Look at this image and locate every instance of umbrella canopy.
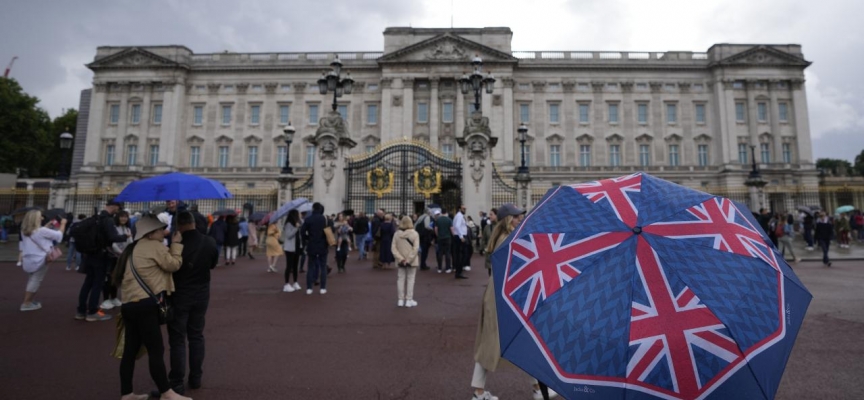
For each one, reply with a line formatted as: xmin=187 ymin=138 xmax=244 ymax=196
xmin=114 ymin=172 xmax=232 ymax=202
xmin=43 ymin=208 xmax=67 ymax=222
xmin=492 ymin=172 xmax=811 ymax=400
xmin=11 ymin=206 xmax=40 ymax=216
xmin=297 ymin=202 xmax=313 ymax=213
xmin=269 ymin=198 xmax=309 ymax=222
xmin=796 ymin=205 xmax=814 ymax=216
xmin=213 ymin=209 xmax=237 ymax=217
xmin=259 ymin=212 xmax=275 ymax=226
xmin=248 ymin=211 xmax=269 ymax=223
xmin=835 ymin=205 xmax=855 ymax=214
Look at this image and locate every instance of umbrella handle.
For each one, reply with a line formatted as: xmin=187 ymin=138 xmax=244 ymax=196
xmin=538 ymin=382 xmax=550 ymax=400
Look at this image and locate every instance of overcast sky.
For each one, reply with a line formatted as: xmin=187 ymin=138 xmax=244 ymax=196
xmin=2 ymin=0 xmax=862 ymax=162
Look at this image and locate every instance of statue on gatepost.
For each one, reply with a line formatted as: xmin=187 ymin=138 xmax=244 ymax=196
xmin=317 ymin=110 xmax=349 ymax=139
xmin=458 ymin=111 xmax=497 ymax=215
xmin=306 ymin=110 xmax=356 ymax=213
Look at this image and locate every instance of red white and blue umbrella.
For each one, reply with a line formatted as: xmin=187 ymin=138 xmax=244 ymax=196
xmin=492 ymin=173 xmax=811 ymax=400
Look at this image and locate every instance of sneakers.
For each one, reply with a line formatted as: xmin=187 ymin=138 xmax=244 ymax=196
xmin=74 ymin=313 xmax=86 ymax=320
xmin=306 ymin=289 xmax=313 ymax=295
xmin=283 ymin=283 xmax=295 ymax=293
xmin=320 ymin=289 xmax=327 ymax=295
xmin=473 ymin=391 xmax=499 ymax=400
xmin=437 ymin=269 xmax=442 ymax=274
xmin=293 ymin=282 xmax=301 ymax=290
xmin=445 ymin=269 xmax=453 ymax=274
xmin=20 ymin=302 xmax=42 ymax=312
xmin=86 ymin=310 xmax=113 ymax=322
xmin=532 ymin=388 xmax=559 ymax=400
xmin=65 ymin=265 xmax=72 ymax=271
xmin=112 ymin=298 xmax=122 ymax=307
xmin=16 ymin=261 xmax=22 ymax=267
xmin=100 ymin=299 xmax=115 ymax=310
xmin=464 ymin=266 xmax=472 ymax=271
xmin=406 ymin=300 xmax=417 ymax=308
xmin=398 ymin=299 xmax=405 ymax=307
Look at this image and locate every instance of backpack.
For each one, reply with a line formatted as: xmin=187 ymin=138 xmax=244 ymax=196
xmin=70 ymin=215 xmax=104 ymax=255
xmin=415 ymin=215 xmax=431 ymax=237
xmin=774 ymin=221 xmax=785 ymax=238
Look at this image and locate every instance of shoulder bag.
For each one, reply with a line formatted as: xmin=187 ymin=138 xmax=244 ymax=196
xmin=128 ymin=255 xmax=173 ymax=325
xmin=29 ymin=234 xmax=62 ymax=265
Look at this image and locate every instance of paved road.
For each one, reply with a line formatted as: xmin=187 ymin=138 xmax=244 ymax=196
xmin=0 ymin=253 xmax=862 ymax=399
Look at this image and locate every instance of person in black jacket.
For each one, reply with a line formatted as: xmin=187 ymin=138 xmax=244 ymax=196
xmin=189 ymin=204 xmax=209 ymax=235
xmin=75 ymin=200 xmax=130 ymax=322
xmin=814 ymin=212 xmax=834 ymax=267
xmin=301 ymin=203 xmax=329 ymax=295
xmin=168 ymin=211 xmax=219 ymax=395
xmin=209 ymin=216 xmax=227 ymax=265
xmin=224 ymin=215 xmax=240 ymax=265
xmin=352 ymin=212 xmax=370 ymax=260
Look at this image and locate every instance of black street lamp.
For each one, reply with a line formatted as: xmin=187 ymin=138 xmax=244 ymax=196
xmin=282 ymin=121 xmax=296 ymax=174
xmin=459 ymin=55 xmax=496 ymax=111
xmin=748 ymin=145 xmax=762 ymax=180
xmin=517 ymin=123 xmax=529 ymax=174
xmin=317 ymin=57 xmax=354 ymax=112
xmin=57 ymin=130 xmax=74 ymax=180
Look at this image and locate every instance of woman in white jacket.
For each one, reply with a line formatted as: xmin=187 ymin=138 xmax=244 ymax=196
xmin=392 ymin=216 xmax=420 ymax=307
xmin=20 ymin=210 xmax=66 ymax=312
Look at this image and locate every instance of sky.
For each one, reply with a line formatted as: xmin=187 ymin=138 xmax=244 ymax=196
xmin=1 ymin=0 xmax=862 ymax=162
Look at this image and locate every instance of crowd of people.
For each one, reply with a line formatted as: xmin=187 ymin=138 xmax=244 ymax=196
xmin=754 ymin=207 xmax=864 ymax=267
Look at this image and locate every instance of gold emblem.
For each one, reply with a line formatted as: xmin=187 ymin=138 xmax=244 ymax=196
xmin=414 ymin=165 xmax=441 ymax=198
xmin=367 ymin=166 xmax=394 ymax=198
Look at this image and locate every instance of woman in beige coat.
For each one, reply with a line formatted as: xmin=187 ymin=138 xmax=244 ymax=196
xmin=392 ymin=216 xmax=420 ymax=307
xmin=471 ymin=204 xmax=557 ymax=400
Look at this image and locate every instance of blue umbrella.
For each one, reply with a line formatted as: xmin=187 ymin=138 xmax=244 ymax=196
xmin=835 ymin=205 xmax=854 ymax=214
xmin=269 ymin=198 xmax=309 ymax=222
xmin=492 ymin=172 xmax=811 ymax=400
xmin=114 ymin=172 xmax=232 ymax=202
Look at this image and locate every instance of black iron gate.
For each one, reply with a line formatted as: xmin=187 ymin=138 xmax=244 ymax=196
xmin=345 ymin=140 xmax=462 ymax=216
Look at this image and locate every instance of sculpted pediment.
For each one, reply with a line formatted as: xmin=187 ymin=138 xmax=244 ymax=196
xmin=88 ymin=47 xmax=188 ymax=71
xmin=712 ymin=46 xmax=811 ymax=68
xmin=186 ymin=135 xmax=205 ymax=144
xmin=378 ymin=34 xmax=517 ymax=64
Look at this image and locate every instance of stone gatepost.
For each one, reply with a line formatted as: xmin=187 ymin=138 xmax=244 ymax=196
xmin=457 ymin=111 xmax=498 ymax=217
xmin=514 ymin=172 xmax=533 ymax=210
xmin=277 ymin=175 xmax=298 ymax=206
xmin=49 ymin=181 xmax=72 ymax=210
xmin=306 ymin=110 xmax=357 ymax=215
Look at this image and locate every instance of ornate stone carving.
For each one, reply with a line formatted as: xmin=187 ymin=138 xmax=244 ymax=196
xmin=620 ymin=81 xmax=634 ymax=93
xmin=294 ymin=82 xmax=307 ymax=91
xmin=501 ymin=77 xmax=515 ymax=89
xmin=93 ymin=82 xmax=108 ymax=93
xmin=185 ymin=83 xmax=194 ymax=94
xmin=470 ymin=158 xmax=485 ymax=190
xmin=392 ymin=95 xmax=402 ymax=107
xmin=790 ymin=78 xmax=805 ymax=90
xmin=264 ymin=82 xmax=278 ymax=94
xmin=678 ymin=82 xmax=691 ymax=93
xmin=351 ymin=81 xmax=365 ymax=94
xmin=492 ymin=95 xmax=502 ymax=106
xmin=112 ymin=53 xmax=158 ymax=66
xmin=380 ymin=78 xmax=393 ymax=89
xmin=207 ymin=83 xmax=220 ymax=94
xmin=562 ymin=81 xmax=576 ymax=93
xmin=531 ymin=81 xmax=546 ymax=93
xmin=463 ymin=111 xmax=491 ymax=137
xmin=321 ymin=160 xmax=337 ymax=191
xmin=316 ymin=110 xmax=348 ymax=138
xmin=236 ymin=83 xmax=249 ymax=94
xmin=591 ymin=81 xmax=605 ymax=93
xmin=425 ymin=42 xmax=467 ymax=60
xmin=649 ymin=82 xmax=664 ymax=93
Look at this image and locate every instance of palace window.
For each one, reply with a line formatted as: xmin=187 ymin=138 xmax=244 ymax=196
xmin=779 ymin=102 xmax=789 ymax=122
xmin=306 ymin=145 xmax=315 ymax=167
xmin=608 ymin=103 xmax=619 ymax=123
xmin=579 ymin=145 xmax=591 ymax=167
xmin=666 ymin=103 xmax=677 ymax=123
xmin=761 ymin=143 xmax=770 ymax=163
xmin=367 ymin=104 xmax=378 ymax=125
xmin=738 ymin=143 xmax=748 ymax=164
xmin=669 ymin=145 xmax=679 ymax=167
xmin=758 ymin=102 xmax=768 ymax=122
xmin=338 ymin=104 xmax=348 ymax=121
xmin=105 ymin=145 xmax=115 ymax=166
xmin=519 ymin=103 xmax=530 ymax=123
xmin=149 ymin=145 xmax=159 ymax=166
xmin=639 ymin=144 xmax=650 ymax=166
xmin=549 ymin=145 xmax=561 ymax=167
xmin=783 ymin=143 xmax=792 ymax=163
xmin=417 ymin=102 xmax=428 ymax=123
xmin=280 ymin=105 xmax=290 ymax=125
xmin=609 ymin=145 xmax=621 ymax=167
xmin=218 ymin=146 xmax=229 ymax=168
xmin=442 ymin=143 xmax=454 ymax=159
xmin=152 ymin=104 xmax=162 ymax=124
xmin=637 ymin=103 xmax=648 ymax=124
xmin=579 ymin=104 xmax=590 ymax=123
xmin=695 ymin=104 xmax=706 ymax=124
xmin=549 ymin=103 xmax=560 ymax=123
xmin=250 ymin=105 xmax=261 ymax=125
xmin=442 ymin=102 xmax=453 ymax=123
xmin=131 ymin=104 xmax=141 ymax=124
xmin=248 ymin=146 xmax=258 ymax=167
xmin=309 ymin=104 xmax=319 ymax=125
xmin=190 ymin=146 xmax=200 ymax=168
xmin=735 ymin=102 xmax=746 ymax=122
xmin=277 ymin=146 xmax=287 ymax=168
xmin=193 ymin=106 xmax=203 ymax=125
xmin=109 ymin=104 xmax=120 ymax=124
xmin=222 ymin=105 xmax=232 ymax=125
xmin=524 ymin=145 xmax=531 ymax=166
xmin=127 ymin=145 xmax=137 ymax=165
xmin=698 ymin=144 xmax=709 ymax=166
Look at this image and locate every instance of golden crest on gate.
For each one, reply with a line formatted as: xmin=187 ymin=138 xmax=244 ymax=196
xmin=414 ymin=165 xmax=441 ymax=198
xmin=367 ymin=166 xmax=394 ymax=198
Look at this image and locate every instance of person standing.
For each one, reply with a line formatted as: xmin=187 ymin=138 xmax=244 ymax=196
xmin=281 ymin=210 xmax=302 ymax=292
xmin=836 ymin=213 xmax=851 ymax=248
xmin=776 ymin=213 xmax=799 ymax=263
xmin=802 ymin=213 xmax=815 ymax=251
xmin=334 ymin=214 xmax=352 ymax=273
xmin=66 ymin=214 xmax=86 ymax=271
xmin=352 ymin=212 xmax=370 ymax=260
xmin=246 ymin=220 xmax=259 ymax=260
xmin=19 ymin=210 xmax=66 ymax=312
xmin=370 ymin=209 xmax=384 ymax=268
xmin=238 ymin=218 xmax=249 ymax=258
xmin=414 ymin=211 xmax=434 ymax=271
xmin=434 ymin=210 xmax=453 ymax=274
xmin=116 ymin=215 xmax=189 ymax=400
xmin=224 ymin=215 xmax=240 ymax=266
xmin=265 ymin=222 xmax=282 ymax=273
xmin=393 ymin=216 xmax=420 ymax=308
xmin=379 ymin=214 xmax=396 ymax=269
xmin=814 ymin=212 xmax=834 ymax=267
xmin=168 ymin=212 xmax=219 ymax=395
xmin=102 ymin=211 xmax=133 ymax=310
xmin=189 ymin=204 xmax=209 ymax=235
xmin=452 ymin=205 xmax=470 ymax=278
xmin=482 ymin=209 xmax=498 ymax=275
xmin=76 ymin=200 xmax=129 ymax=322
xmin=208 ymin=216 xmax=227 ymax=265
xmin=301 ymin=202 xmax=329 ymax=294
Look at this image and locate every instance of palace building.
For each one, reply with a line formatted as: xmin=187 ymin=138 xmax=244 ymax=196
xmin=69 ymin=27 xmax=818 ymax=216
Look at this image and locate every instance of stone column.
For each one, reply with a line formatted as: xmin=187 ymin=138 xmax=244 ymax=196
xmin=159 ymin=80 xmax=186 ymax=171
xmin=768 ymin=81 xmax=783 ymax=164
xmin=277 ymin=175 xmax=298 ymax=206
xmin=620 ymin=81 xmax=635 ymax=164
xmin=292 ymin=82 xmax=307 ymax=164
xmin=649 ymin=82 xmax=664 ymax=166
xmin=84 ymin=83 xmax=108 ymax=175
xmin=401 ymin=78 xmax=415 ymax=138
xmin=790 ymin=78 xmax=813 ymax=164
xmin=458 ymin=112 xmax=498 ymax=218
xmin=714 ymin=80 xmax=736 ymax=166
xmin=380 ymin=78 xmax=393 ymax=143
xmin=746 ymin=80 xmax=760 ymax=154
xmin=429 ymin=77 xmax=440 ymax=146
xmin=308 ymin=113 xmax=357 ymax=214
xmin=514 ymin=172 xmax=532 ymax=210
xmin=50 ymin=181 xmax=71 ymax=210
xmin=502 ymin=78 xmax=515 ymax=164
xmin=455 ymin=80 xmax=465 ymax=141
xmin=115 ymin=82 xmax=130 ymax=170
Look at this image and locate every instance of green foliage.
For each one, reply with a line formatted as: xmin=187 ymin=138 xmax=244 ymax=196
xmin=816 ymin=158 xmax=853 ymax=176
xmin=0 ymin=77 xmax=77 ymax=177
xmin=855 ymin=149 xmax=864 ymax=177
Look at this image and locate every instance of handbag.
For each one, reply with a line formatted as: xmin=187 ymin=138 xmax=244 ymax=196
xmin=28 ymin=235 xmax=62 ymax=267
xmin=324 ymin=226 xmax=337 ymax=247
xmin=128 ymin=256 xmax=173 ymax=325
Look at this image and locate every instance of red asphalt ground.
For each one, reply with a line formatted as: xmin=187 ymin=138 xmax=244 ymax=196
xmin=0 ymin=253 xmax=862 ymax=400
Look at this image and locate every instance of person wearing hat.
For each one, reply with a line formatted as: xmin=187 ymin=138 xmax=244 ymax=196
xmin=76 ymin=200 xmax=131 ymax=322
xmin=116 ymin=215 xmax=190 ymax=400
xmin=470 ymin=204 xmax=558 ymax=400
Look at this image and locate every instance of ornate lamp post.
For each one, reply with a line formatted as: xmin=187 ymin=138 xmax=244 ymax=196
xmin=514 ymin=123 xmax=532 ymax=209
xmin=517 ymin=123 xmax=529 ymax=174
xmin=744 ymin=145 xmax=768 ymax=211
xmin=317 ymin=57 xmax=354 ymax=112
xmin=58 ymin=130 xmax=74 ymax=180
xmin=281 ymin=121 xmax=296 ymax=174
xmin=459 ymin=55 xmax=496 ymax=111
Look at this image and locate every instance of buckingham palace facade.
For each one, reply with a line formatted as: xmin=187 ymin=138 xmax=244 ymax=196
xmin=70 ymin=27 xmax=818 ymax=215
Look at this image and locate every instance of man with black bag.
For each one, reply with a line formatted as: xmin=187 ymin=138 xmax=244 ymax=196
xmin=74 ymin=200 xmax=129 ymax=322
xmin=168 ymin=211 xmax=219 ymax=395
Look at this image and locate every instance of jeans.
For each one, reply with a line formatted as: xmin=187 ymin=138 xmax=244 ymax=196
xmin=419 ymin=240 xmax=430 ymax=269
xmin=78 ymin=253 xmax=108 ymax=315
xmin=215 ymin=244 xmax=223 ymax=263
xmin=462 ymin=239 xmax=473 ymax=270
xmin=818 ymin=239 xmax=831 ymax=264
xmin=779 ymin=236 xmax=796 ymax=260
xmin=307 ymin=252 xmax=328 ymax=290
xmin=226 ymin=246 xmax=238 ymax=261
xmin=452 ymin=237 xmax=464 ymax=275
xmin=168 ymin=287 xmax=210 ymax=390
xmin=284 ymin=251 xmax=299 ymax=284
xmin=355 ymin=234 xmax=367 ymax=259
xmin=803 ymin=228 xmax=814 ymax=247
xmin=436 ymin=238 xmax=452 ymax=271
xmin=67 ymin=241 xmax=81 ymax=267
xmin=121 ymin=301 xmax=171 ymax=395
xmin=239 ymin=236 xmax=248 ymax=256
xmin=104 ymin=256 xmax=118 ymax=301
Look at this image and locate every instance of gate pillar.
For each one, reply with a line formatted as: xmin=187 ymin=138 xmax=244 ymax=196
xmin=306 ymin=110 xmax=357 ymax=215
xmin=458 ymin=111 xmax=498 ymax=217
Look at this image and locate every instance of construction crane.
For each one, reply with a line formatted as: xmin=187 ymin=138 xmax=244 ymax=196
xmin=4 ymin=56 xmax=17 ymax=78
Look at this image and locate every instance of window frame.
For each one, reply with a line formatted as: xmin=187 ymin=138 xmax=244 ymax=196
xmin=127 ymin=144 xmax=138 ymax=166
xmin=152 ymin=104 xmax=163 ymax=125
xmin=189 ymin=146 xmax=201 ymax=168
xmin=247 ymin=146 xmax=259 ymax=168
xmin=760 ymin=143 xmax=770 ymax=163
xmin=442 ymin=102 xmax=454 ymax=123
xmin=519 ymin=103 xmax=530 ymax=123
xmin=149 ymin=145 xmax=159 ymax=166
xmin=697 ymin=144 xmax=709 ymax=166
xmin=279 ymin=104 xmax=291 ymax=125
xmin=109 ymin=104 xmax=120 ymax=124
xmin=666 ymin=103 xmax=678 ymax=124
xmin=757 ymin=102 xmax=768 ymax=122
xmin=308 ymin=104 xmax=319 ymax=125
xmin=579 ymin=144 xmax=591 ymax=167
xmin=578 ymin=103 xmax=590 ymax=124
xmin=637 ymin=103 xmax=648 ymax=124
xmin=735 ymin=102 xmax=746 ymax=123
xmin=305 ymin=145 xmax=315 ymax=167
xmin=695 ymin=103 xmax=706 ymax=124
xmin=250 ymin=104 xmax=261 ymax=125
xmin=548 ymin=103 xmax=560 ymax=124
xmin=738 ymin=143 xmax=748 ymax=164
xmin=639 ymin=144 xmax=651 ymax=167
xmin=669 ymin=144 xmax=680 ymax=167
xmin=417 ymin=102 xmax=429 ymax=123
xmin=778 ymin=102 xmax=789 ymax=122
xmin=549 ymin=144 xmax=561 ymax=167
xmin=218 ymin=146 xmax=230 ymax=168
xmin=608 ymin=103 xmax=619 ymax=124
xmin=193 ymin=105 xmax=204 ymax=126
xmin=221 ymin=105 xmax=232 ymax=126
xmin=366 ymin=104 xmax=378 ymax=125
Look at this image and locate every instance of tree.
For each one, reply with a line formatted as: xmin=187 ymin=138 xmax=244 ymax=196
xmin=43 ymin=109 xmax=79 ymax=178
xmin=0 ymin=77 xmax=53 ymax=177
xmin=855 ymin=149 xmax=864 ymax=177
xmin=816 ymin=158 xmax=853 ymax=176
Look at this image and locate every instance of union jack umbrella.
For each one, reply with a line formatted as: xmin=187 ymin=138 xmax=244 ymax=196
xmin=492 ymin=173 xmax=811 ymax=400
